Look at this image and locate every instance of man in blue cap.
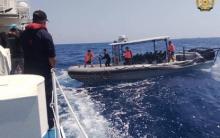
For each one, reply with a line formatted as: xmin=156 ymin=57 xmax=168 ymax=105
xmin=20 ymin=10 xmax=56 ymax=129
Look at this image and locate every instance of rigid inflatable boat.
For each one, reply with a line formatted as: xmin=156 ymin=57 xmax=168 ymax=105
xmin=68 ymin=36 xmax=219 ymax=84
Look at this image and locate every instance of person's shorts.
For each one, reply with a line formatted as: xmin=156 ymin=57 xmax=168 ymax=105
xmin=170 ymin=52 xmax=174 ymax=56
xmin=86 ymin=61 xmax=91 ymax=64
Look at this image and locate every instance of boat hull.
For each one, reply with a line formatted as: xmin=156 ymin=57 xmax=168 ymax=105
xmin=68 ymin=60 xmax=214 ymax=84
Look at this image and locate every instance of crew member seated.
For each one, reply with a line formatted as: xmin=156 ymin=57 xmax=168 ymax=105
xmin=157 ymin=50 xmax=166 ymax=63
xmin=84 ymin=49 xmax=94 ymax=67
xmin=123 ymin=47 xmax=133 ymax=65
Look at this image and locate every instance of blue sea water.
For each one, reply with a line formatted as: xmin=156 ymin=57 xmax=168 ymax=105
xmin=55 ymin=37 xmax=220 ymax=138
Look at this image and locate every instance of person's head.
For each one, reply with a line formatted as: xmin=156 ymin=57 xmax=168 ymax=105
xmin=9 ymin=27 xmax=17 ymax=32
xmin=33 ymin=10 xmax=48 ymax=24
xmin=125 ymin=47 xmax=129 ymax=50
xmin=87 ymin=49 xmax=91 ymax=53
xmin=9 ymin=24 xmax=17 ymax=32
xmin=103 ymin=49 xmax=107 ymax=52
xmin=168 ymin=41 xmax=172 ymax=45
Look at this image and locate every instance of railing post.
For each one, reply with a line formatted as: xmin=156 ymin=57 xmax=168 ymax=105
xmin=183 ymin=47 xmax=185 ymax=61
xmin=3 ymin=0 xmax=5 ymax=14
xmin=165 ymin=39 xmax=169 ymax=63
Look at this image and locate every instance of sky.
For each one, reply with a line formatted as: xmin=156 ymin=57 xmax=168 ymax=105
xmin=29 ymin=0 xmax=220 ymax=44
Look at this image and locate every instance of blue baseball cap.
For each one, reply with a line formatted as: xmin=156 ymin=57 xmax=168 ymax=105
xmin=9 ymin=24 xmax=17 ymax=29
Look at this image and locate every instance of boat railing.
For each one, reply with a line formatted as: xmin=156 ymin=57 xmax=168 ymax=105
xmin=0 ymin=0 xmax=30 ymax=28
xmin=51 ymin=68 xmax=89 ymax=138
xmin=0 ymin=0 xmax=10 ymax=14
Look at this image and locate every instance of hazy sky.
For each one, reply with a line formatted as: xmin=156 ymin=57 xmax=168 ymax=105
xmin=29 ymin=0 xmax=220 ymax=44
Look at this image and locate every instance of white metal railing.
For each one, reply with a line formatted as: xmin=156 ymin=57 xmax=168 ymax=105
xmin=51 ymin=68 xmax=89 ymax=138
xmin=0 ymin=0 xmax=9 ymax=12
xmin=0 ymin=0 xmax=9 ymax=10
xmin=0 ymin=0 xmax=15 ymax=14
xmin=0 ymin=0 xmax=30 ymax=22
xmin=51 ymin=69 xmax=62 ymax=138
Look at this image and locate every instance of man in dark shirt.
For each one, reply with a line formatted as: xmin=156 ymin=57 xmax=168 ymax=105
xmin=20 ymin=10 xmax=56 ymax=129
xmin=102 ymin=49 xmax=111 ymax=67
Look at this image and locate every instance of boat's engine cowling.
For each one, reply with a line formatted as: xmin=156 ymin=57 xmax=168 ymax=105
xmin=188 ymin=48 xmax=215 ymax=61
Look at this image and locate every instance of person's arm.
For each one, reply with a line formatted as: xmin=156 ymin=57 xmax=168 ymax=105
xmin=49 ymin=57 xmax=56 ymax=68
xmin=43 ymin=31 xmax=56 ymax=68
xmin=102 ymin=54 xmax=106 ymax=59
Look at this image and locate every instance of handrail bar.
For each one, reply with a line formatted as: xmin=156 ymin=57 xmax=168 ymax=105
xmin=51 ymin=69 xmax=89 ymax=138
xmin=51 ymin=69 xmax=61 ymax=138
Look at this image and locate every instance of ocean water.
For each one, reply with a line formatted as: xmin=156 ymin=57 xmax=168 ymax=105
xmin=55 ymin=37 xmax=220 ymax=138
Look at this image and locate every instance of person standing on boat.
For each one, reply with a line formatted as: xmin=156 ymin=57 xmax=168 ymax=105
xmin=123 ymin=46 xmax=133 ymax=65
xmin=84 ymin=49 xmax=94 ymax=67
xmin=20 ymin=10 xmax=56 ymax=129
xmin=102 ymin=49 xmax=111 ymax=67
xmin=168 ymin=41 xmax=176 ymax=62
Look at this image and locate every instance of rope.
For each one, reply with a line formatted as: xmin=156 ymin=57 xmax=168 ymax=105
xmin=52 ymin=69 xmax=89 ymax=138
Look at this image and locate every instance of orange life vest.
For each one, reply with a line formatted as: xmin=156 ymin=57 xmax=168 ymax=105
xmin=84 ymin=52 xmax=94 ymax=62
xmin=168 ymin=44 xmax=175 ymax=52
xmin=124 ymin=50 xmax=132 ymax=59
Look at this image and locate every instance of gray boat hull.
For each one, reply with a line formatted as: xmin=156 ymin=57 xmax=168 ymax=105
xmin=68 ymin=60 xmax=214 ymax=84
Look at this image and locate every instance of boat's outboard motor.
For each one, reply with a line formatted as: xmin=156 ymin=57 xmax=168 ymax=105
xmin=188 ymin=48 xmax=215 ymax=61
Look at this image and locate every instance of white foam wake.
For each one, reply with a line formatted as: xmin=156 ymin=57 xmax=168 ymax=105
xmin=56 ymin=69 xmax=82 ymax=87
xmin=56 ymin=70 xmax=122 ymax=138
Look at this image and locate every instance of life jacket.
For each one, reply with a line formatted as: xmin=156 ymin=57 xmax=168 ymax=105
xmin=25 ymin=23 xmax=47 ymax=30
xmin=23 ymin=23 xmax=47 ymax=49
xmin=168 ymin=44 xmax=175 ymax=52
xmin=84 ymin=52 xmax=94 ymax=62
xmin=21 ymin=22 xmax=55 ymax=71
xmin=124 ymin=50 xmax=132 ymax=59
